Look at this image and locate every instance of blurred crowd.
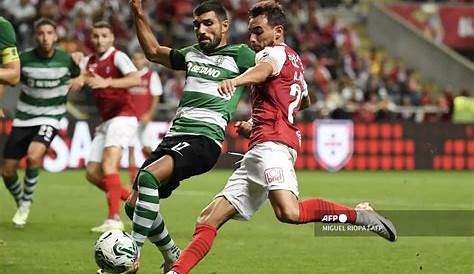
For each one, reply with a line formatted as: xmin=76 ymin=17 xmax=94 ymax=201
xmin=1 ymin=0 xmax=471 ymax=123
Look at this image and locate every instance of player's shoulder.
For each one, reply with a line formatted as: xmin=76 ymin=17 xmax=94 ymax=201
xmin=0 ymin=16 xmax=14 ymax=30
xmin=19 ymin=48 xmax=36 ymax=61
xmin=256 ymin=45 xmax=287 ymax=60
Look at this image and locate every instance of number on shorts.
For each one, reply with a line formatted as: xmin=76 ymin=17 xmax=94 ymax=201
xmin=171 ymin=142 xmax=190 ymax=152
xmin=38 ymin=125 xmax=54 ymax=142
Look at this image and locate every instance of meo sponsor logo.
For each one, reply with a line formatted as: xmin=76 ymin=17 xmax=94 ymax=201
xmin=264 ymin=168 xmax=284 ymax=184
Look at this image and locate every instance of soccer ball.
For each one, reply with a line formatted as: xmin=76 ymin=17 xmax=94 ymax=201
xmin=94 ymin=230 xmax=138 ymax=273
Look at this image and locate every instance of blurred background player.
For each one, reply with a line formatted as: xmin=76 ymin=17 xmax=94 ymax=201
xmin=168 ymin=2 xmax=396 ymax=273
xmin=0 ymin=15 xmax=21 ymax=117
xmin=1 ymin=18 xmax=81 ymax=228
xmin=80 ymin=21 xmax=141 ymax=233
xmin=126 ymin=0 xmax=255 ymax=272
xmin=128 ymin=51 xmax=163 ymax=183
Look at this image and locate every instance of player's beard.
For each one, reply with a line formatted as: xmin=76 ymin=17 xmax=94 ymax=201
xmin=199 ymin=34 xmax=222 ymax=53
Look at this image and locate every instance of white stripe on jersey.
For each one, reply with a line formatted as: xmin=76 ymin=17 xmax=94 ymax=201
xmin=186 ymin=51 xmax=239 ymax=74
xmin=22 ymin=67 xmax=70 ymax=80
xmin=21 ymin=85 xmax=68 ymax=99
xmin=184 ymin=76 xmax=230 ymax=100
xmin=17 ymin=100 xmax=66 ymax=115
xmin=177 ymin=107 xmax=227 ymax=130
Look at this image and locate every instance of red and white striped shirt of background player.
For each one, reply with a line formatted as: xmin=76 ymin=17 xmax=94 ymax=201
xmin=128 ymin=67 xmax=163 ymax=121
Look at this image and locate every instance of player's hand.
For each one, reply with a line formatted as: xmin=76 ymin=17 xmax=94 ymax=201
xmin=235 ymin=120 xmax=252 ymax=139
xmin=129 ymin=0 xmax=144 ymax=15
xmin=218 ymin=79 xmax=236 ymax=97
xmin=68 ymin=77 xmax=84 ymax=93
xmin=86 ymin=73 xmax=110 ymax=89
xmin=71 ymin=51 xmax=84 ymax=65
xmin=140 ymin=111 xmax=153 ymax=124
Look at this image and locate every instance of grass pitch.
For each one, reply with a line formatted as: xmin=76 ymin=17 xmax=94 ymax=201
xmin=0 ymin=170 xmax=472 ymax=274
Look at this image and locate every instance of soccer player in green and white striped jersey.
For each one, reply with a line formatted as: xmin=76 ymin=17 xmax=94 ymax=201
xmin=1 ymin=18 xmax=82 ymax=228
xmin=121 ymin=0 xmax=255 ymax=273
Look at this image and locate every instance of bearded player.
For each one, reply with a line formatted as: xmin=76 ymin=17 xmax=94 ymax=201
xmin=167 ymin=2 xmax=397 ymax=273
xmin=122 ymin=0 xmax=255 ymax=272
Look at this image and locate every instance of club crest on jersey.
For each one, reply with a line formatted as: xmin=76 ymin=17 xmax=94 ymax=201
xmin=314 ymin=120 xmax=353 ymax=172
xmin=264 ymin=168 xmax=284 ymax=184
xmin=215 ymin=56 xmax=225 ymax=66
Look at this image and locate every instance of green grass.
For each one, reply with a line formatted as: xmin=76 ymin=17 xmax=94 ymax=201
xmin=1 ymin=170 xmax=473 ymax=273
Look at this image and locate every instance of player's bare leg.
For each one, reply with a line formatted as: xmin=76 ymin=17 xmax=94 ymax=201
xmin=168 ymin=197 xmax=237 ymax=274
xmin=91 ymin=146 xmax=129 ymax=232
xmin=128 ymin=146 xmax=138 ymax=184
xmin=268 ymin=190 xmax=397 ymax=241
xmin=125 ymin=154 xmax=180 ymax=272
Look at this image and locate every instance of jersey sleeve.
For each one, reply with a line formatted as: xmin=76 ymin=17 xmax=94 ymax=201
xmin=236 ymin=45 xmax=255 ymax=74
xmin=0 ymin=19 xmax=19 ymax=64
xmin=255 ymin=46 xmax=286 ymax=77
xmin=169 ymin=48 xmax=186 ymax=71
xmin=114 ymin=51 xmax=138 ymax=75
xmin=301 ymin=78 xmax=308 ymax=97
xmin=149 ymin=71 xmax=163 ymax=96
xmin=79 ymin=55 xmax=90 ymax=70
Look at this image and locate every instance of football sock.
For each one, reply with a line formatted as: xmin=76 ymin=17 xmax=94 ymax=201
xmin=148 ymin=212 xmax=179 ymax=261
xmin=120 ymin=186 xmax=130 ymax=201
xmin=172 ymin=224 xmax=217 ymax=274
xmin=125 ymin=198 xmax=179 ymax=260
xmin=22 ymin=167 xmax=40 ymax=205
xmin=298 ymin=198 xmax=357 ymax=224
xmin=103 ymin=173 xmax=123 ymax=219
xmin=3 ymin=174 xmax=22 ymax=206
xmin=132 ymin=170 xmax=160 ymax=249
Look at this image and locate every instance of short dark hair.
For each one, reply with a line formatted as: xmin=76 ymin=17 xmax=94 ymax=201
xmin=92 ymin=21 xmax=113 ymax=31
xmin=193 ymin=0 xmax=228 ymax=21
xmin=34 ymin=18 xmax=57 ymax=31
xmin=249 ymin=1 xmax=287 ymax=29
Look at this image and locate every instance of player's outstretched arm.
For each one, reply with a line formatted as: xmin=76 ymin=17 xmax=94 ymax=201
xmin=0 ymin=60 xmax=20 ymax=86
xmin=86 ymin=71 xmax=141 ymax=90
xmin=217 ymin=62 xmax=273 ymax=97
xmin=129 ymin=0 xmax=173 ymax=68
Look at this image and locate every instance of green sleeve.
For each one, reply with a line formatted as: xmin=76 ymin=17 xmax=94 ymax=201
xmin=169 ymin=48 xmax=186 ymax=71
xmin=236 ymin=45 xmax=256 ymax=74
xmin=0 ymin=18 xmax=17 ymax=50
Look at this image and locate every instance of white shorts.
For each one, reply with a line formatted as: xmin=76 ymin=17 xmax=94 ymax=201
xmin=88 ymin=116 xmax=138 ymax=163
xmin=131 ymin=122 xmax=156 ymax=149
xmin=215 ymin=141 xmax=299 ymax=221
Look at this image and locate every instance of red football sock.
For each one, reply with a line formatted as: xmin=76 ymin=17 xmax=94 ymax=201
xmin=172 ymin=224 xmax=217 ymax=274
xmin=120 ymin=187 xmax=130 ymax=201
xmin=103 ymin=173 xmax=122 ymax=219
xmin=298 ymin=198 xmax=356 ymax=224
xmin=128 ymin=166 xmax=138 ymax=184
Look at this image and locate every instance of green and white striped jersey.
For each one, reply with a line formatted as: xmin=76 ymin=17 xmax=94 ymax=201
xmin=14 ymin=48 xmax=80 ymax=128
xmin=168 ymin=43 xmax=255 ymax=145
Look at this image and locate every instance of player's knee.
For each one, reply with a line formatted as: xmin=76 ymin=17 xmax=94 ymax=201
xmin=1 ymin=166 xmax=16 ymax=178
xmin=85 ymin=169 xmax=100 ymax=185
xmin=275 ymin=207 xmax=300 ymax=224
xmin=26 ymin=155 xmax=42 ymax=167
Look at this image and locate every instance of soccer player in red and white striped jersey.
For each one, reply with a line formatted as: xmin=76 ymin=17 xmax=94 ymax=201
xmin=167 ymin=2 xmax=397 ymax=273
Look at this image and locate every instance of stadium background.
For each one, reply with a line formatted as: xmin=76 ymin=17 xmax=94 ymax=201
xmin=0 ymin=0 xmax=472 ymax=171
